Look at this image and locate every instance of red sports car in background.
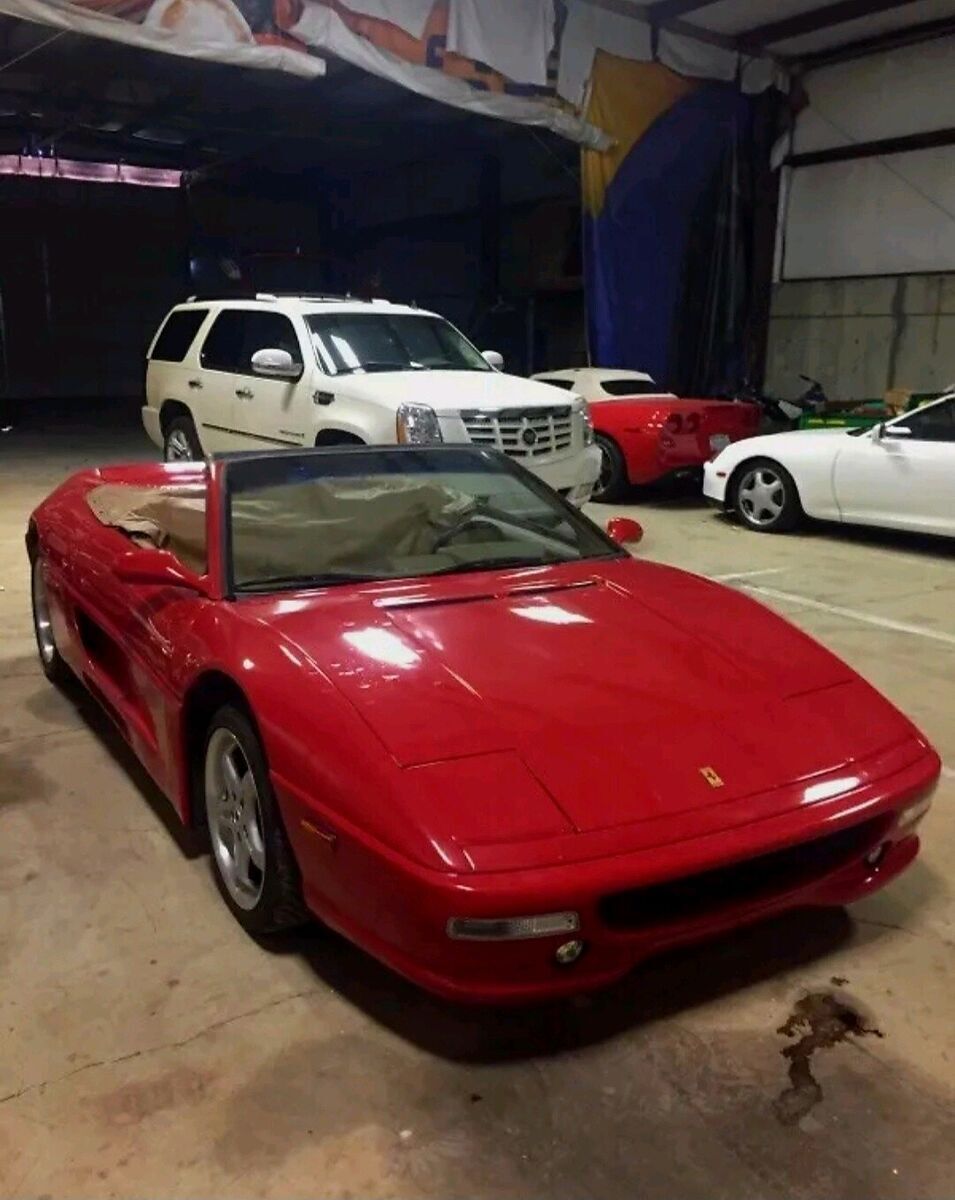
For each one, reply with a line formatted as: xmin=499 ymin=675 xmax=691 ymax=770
xmin=28 ymin=446 xmax=937 ymax=1003
xmin=534 ymin=368 xmax=760 ymax=502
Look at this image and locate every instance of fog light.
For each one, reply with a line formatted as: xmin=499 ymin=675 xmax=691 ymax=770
xmin=897 ymin=795 xmax=932 ymax=833
xmin=864 ymin=843 xmax=888 ymax=868
xmin=447 ymin=912 xmax=579 ymax=941
xmin=555 ymin=939 xmax=585 ymax=966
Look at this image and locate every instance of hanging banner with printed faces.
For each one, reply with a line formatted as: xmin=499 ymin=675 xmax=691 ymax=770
xmin=0 ymin=0 xmax=609 ymax=147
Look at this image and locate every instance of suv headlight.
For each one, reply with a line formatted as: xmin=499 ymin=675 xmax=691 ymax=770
xmin=396 ymin=403 xmax=443 ymax=445
xmin=574 ymin=399 xmax=595 ymax=446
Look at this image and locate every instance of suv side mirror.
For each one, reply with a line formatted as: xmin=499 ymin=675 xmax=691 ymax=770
xmin=251 ymin=347 xmax=302 ymax=380
xmin=482 ymin=350 xmax=504 ymax=371
xmin=113 ymin=548 xmax=210 ymax=595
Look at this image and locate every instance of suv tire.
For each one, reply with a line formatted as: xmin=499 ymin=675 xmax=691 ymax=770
xmin=164 ymin=415 xmax=203 ymax=462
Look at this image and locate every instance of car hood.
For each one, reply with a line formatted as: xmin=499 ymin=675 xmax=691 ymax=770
xmin=331 ymin=370 xmax=582 ymax=415
xmin=719 ymin=428 xmax=856 ymax=458
xmin=261 ymin=559 xmax=914 ymax=836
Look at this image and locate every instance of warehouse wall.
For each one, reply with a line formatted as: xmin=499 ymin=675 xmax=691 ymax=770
xmin=766 ymin=274 xmax=955 ymax=401
xmin=0 ymin=177 xmax=188 ymax=402
xmin=767 ymin=36 xmax=955 ymax=399
xmin=336 ymin=133 xmax=584 ymax=375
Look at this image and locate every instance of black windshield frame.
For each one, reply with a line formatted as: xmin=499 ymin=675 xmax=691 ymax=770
xmin=221 ymin=446 xmax=623 ymax=597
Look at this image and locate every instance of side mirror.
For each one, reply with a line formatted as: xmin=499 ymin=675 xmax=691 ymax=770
xmin=482 ymin=350 xmax=504 ymax=371
xmin=113 ymin=548 xmax=210 ymax=596
xmin=883 ymin=423 xmax=912 ymax=438
xmin=606 ymin=517 xmax=644 ymax=546
xmin=251 ymin=347 xmax=302 ymax=380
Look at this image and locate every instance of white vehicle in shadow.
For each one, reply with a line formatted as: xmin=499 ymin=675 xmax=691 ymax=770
xmin=143 ymin=294 xmax=600 ymax=506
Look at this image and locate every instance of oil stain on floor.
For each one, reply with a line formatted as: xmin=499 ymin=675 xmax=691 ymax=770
xmin=774 ymin=988 xmax=883 ymax=1126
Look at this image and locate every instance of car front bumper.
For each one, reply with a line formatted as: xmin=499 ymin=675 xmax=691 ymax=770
xmin=703 ymin=459 xmax=730 ymax=504
xmin=141 ymin=405 xmax=163 ymax=451
xmin=531 ymin=444 xmax=601 ymax=506
xmin=278 ymin=740 xmax=939 ymax=1004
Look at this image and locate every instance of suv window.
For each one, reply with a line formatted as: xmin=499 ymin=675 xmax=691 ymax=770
xmin=151 ymin=309 xmax=208 ymax=363
xmin=200 ymin=311 xmax=246 ymax=373
xmin=601 ymin=378 xmax=659 ymax=396
xmin=895 ymin=398 xmax=955 ymax=442
xmin=241 ymin=312 xmax=303 ymax=374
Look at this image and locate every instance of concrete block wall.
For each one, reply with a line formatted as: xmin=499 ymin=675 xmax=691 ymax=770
xmin=765 ymin=274 xmax=955 ymax=403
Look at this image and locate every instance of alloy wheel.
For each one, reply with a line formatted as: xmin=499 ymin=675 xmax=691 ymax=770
xmin=165 ymin=428 xmax=194 ymax=461
xmin=738 ymin=467 xmax=785 ymax=527
xmin=204 ymin=728 xmax=267 ymax=910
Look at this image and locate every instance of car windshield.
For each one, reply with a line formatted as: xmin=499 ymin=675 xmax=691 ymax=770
xmin=600 ymin=378 xmax=660 ymax=396
xmin=305 ymin=312 xmax=491 ymax=375
xmin=226 ymin=448 xmax=620 ymax=593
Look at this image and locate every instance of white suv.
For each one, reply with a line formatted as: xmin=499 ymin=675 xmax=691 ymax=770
xmin=143 ymin=295 xmax=600 ymax=504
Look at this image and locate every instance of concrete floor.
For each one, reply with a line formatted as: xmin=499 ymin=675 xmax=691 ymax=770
xmin=1 ymin=412 xmax=953 ymax=1199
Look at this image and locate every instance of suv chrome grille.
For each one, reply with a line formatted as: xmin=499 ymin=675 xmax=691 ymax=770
xmin=461 ymin=406 xmax=573 ymax=459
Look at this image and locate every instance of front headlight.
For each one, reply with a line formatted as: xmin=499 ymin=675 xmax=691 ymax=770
xmin=575 ymin=399 xmax=595 ymax=446
xmin=396 ymin=403 xmax=443 ymax=445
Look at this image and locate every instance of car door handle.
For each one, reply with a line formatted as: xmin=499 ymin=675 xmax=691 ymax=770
xmin=236 ymin=387 xmax=254 ymax=400
xmin=188 ymin=379 xmax=203 ymax=389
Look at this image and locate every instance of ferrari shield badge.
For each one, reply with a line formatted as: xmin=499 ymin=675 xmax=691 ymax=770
xmin=699 ymin=766 xmax=724 ymax=789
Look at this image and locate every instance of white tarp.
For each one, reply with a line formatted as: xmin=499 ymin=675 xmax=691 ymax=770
xmin=447 ymin=0 xmax=555 ymax=88
xmin=657 ymin=27 xmax=738 ymax=83
xmin=0 ymin=0 xmax=325 ymax=77
xmin=558 ymin=0 xmax=785 ymax=102
xmin=558 ymin=2 xmax=652 ymax=106
xmin=289 ymin=3 xmax=611 ymax=147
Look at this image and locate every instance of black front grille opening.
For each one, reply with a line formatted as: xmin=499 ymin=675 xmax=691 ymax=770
xmin=599 ymin=817 xmax=886 ymax=931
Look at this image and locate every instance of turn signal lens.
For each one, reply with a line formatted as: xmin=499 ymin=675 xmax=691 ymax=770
xmin=574 ymin=399 xmax=595 ymax=446
xmin=896 ymin=795 xmax=932 ymax=833
xmin=447 ymin=912 xmax=580 ymax=941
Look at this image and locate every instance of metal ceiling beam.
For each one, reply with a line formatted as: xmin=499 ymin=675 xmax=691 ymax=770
xmin=741 ymin=0 xmax=922 ymax=49
xmin=645 ymin=0 xmax=715 ymax=19
xmin=795 ymin=12 xmax=955 ymax=67
xmin=788 ymin=124 xmax=955 ymax=167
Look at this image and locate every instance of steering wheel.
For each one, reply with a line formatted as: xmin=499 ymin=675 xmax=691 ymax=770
xmin=432 ymin=514 xmax=503 ymax=551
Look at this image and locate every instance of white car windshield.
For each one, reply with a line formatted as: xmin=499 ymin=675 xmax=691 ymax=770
xmin=306 ymin=313 xmax=491 ymax=376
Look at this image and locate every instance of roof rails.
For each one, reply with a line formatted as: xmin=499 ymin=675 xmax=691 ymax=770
xmin=182 ymin=292 xmax=412 ymax=306
xmin=184 ymin=292 xmax=270 ymax=303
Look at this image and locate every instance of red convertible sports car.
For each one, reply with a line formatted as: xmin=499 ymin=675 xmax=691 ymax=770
xmin=28 ymin=446 xmax=938 ymax=1003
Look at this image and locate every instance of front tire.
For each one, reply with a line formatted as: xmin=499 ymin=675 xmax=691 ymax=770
xmin=31 ymin=557 xmax=71 ymax=685
xmin=732 ymin=458 xmax=802 ymax=533
xmin=592 ymin=434 xmax=629 ymax=503
xmin=164 ymin=415 xmax=203 ymax=462
xmin=203 ymin=705 xmax=308 ymax=935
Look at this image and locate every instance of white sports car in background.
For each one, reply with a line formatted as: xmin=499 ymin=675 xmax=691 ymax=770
xmin=532 ymin=367 xmax=675 ymax=398
xmin=704 ymin=394 xmax=955 ymax=537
